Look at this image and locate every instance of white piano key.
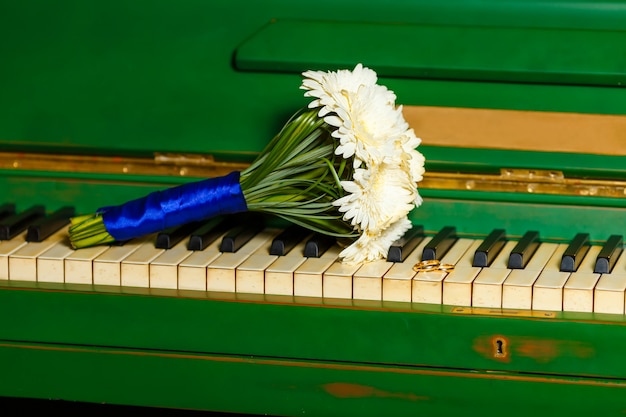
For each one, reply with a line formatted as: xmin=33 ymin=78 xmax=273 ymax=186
xmin=532 ymin=270 xmax=570 ymax=311
xmin=442 ymin=267 xmax=481 ymax=306
xmin=237 ymin=254 xmax=277 ymax=294
xmin=0 ymin=232 xmax=29 ymax=280
xmin=563 ymin=245 xmax=602 ymax=313
xmin=207 ymin=229 xmax=277 ymax=293
xmin=8 ymin=229 xmax=66 ymax=281
xmin=594 ymin=248 xmax=626 ymax=314
xmin=149 ymin=239 xmax=194 ymax=289
xmin=65 ymin=244 xmax=110 ymax=284
xmin=472 ymin=240 xmax=518 ymax=308
xmin=264 ymin=241 xmax=308 ymax=296
xmin=178 ymin=237 xmax=225 ymax=291
xmin=121 ymin=240 xmax=165 ymax=288
xmin=352 ymin=259 xmax=394 ymax=301
xmin=413 ymin=238 xmax=474 ymax=305
xmin=93 ymin=238 xmax=147 ymax=286
xmin=37 ymin=240 xmax=75 ymax=283
xmin=412 ymin=270 xmax=448 ymax=305
xmin=382 ymin=237 xmax=432 ymax=303
xmin=502 ymin=243 xmax=558 ymax=309
xmin=531 ymin=243 xmax=570 ymax=311
xmin=442 ymin=239 xmax=483 ymax=306
xmin=293 ymin=245 xmax=340 ymax=297
xmin=236 ymin=233 xmax=280 ymax=295
xmin=322 ymin=261 xmax=360 ymax=299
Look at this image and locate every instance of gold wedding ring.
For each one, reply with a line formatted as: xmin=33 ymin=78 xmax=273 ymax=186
xmin=413 ymin=259 xmax=455 ymax=273
xmin=438 ymin=263 xmax=456 ymax=272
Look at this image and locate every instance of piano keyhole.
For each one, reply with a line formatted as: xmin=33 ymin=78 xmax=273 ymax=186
xmin=492 ymin=336 xmax=508 ymax=359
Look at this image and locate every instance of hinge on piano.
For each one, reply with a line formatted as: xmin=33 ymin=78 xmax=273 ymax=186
xmin=500 ymin=168 xmax=565 ymax=182
xmin=425 ymin=168 xmax=626 ymax=198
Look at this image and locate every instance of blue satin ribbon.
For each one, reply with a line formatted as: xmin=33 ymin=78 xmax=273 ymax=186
xmin=100 ymin=171 xmax=248 ymax=241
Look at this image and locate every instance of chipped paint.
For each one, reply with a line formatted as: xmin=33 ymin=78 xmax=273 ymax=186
xmin=322 ymin=382 xmax=428 ymax=402
xmin=474 ymin=335 xmax=595 ymax=363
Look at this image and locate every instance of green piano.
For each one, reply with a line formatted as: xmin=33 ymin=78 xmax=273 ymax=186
xmin=1 ymin=0 xmax=626 ymax=415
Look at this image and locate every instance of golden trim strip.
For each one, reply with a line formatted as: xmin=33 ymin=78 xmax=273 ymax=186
xmin=1 ymin=151 xmax=625 ymax=197
xmin=452 ymin=306 xmax=557 ymax=318
xmin=0 ymin=151 xmax=248 ymax=178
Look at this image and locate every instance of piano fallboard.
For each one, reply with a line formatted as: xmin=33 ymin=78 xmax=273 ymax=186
xmin=1 ymin=283 xmax=626 ymax=416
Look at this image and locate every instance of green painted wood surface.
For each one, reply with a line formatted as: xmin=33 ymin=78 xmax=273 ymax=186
xmin=3 ymin=339 xmax=626 ymax=417
xmin=1 ymin=285 xmax=626 ymax=416
xmin=1 ymin=1 xmax=626 ymax=414
xmin=236 ymin=19 xmax=626 ymax=86
xmin=1 ymin=0 xmax=626 ymax=157
xmin=1 ymin=283 xmax=625 ymax=380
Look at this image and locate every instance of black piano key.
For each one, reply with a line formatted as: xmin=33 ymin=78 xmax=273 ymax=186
xmin=594 ymin=235 xmax=623 ymax=274
xmin=304 ymin=233 xmax=335 ymax=258
xmin=270 ymin=225 xmax=308 ymax=256
xmin=187 ymin=217 xmax=233 ymax=251
xmin=26 ymin=206 xmax=75 ymax=242
xmin=559 ymin=233 xmax=591 ymax=272
xmin=387 ymin=225 xmax=424 ymax=262
xmin=507 ymin=231 xmax=540 ymax=269
xmin=0 ymin=205 xmax=46 ymax=240
xmin=422 ymin=226 xmax=457 ymax=261
xmin=472 ymin=229 xmax=507 ymax=267
xmin=156 ymin=221 xmax=205 ymax=249
xmin=219 ymin=218 xmax=264 ymax=253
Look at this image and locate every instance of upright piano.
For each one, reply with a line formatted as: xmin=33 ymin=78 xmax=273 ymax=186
xmin=1 ymin=0 xmax=626 ymax=415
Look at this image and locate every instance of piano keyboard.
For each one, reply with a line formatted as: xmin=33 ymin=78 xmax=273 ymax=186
xmin=1 ymin=207 xmax=626 ymax=315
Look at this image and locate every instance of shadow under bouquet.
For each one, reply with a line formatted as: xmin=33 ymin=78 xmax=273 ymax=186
xmin=69 ymin=64 xmax=425 ymax=265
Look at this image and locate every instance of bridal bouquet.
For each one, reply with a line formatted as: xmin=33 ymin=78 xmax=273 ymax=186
xmin=69 ymin=64 xmax=425 ymax=264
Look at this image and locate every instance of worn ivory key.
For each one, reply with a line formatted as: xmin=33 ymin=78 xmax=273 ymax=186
xmin=352 ymin=259 xmax=394 ymax=301
xmin=65 ymin=244 xmax=110 ymax=284
xmin=594 ymin=248 xmax=626 ymax=314
xmin=265 ymin=240 xmax=309 ymax=296
xmin=323 ymin=260 xmax=361 ymax=300
xmin=207 ymin=229 xmax=277 ymax=293
xmin=442 ymin=239 xmax=483 ymax=306
xmin=121 ymin=240 xmax=165 ymax=288
xmin=236 ymin=233 xmax=281 ymax=295
xmin=563 ymin=245 xmax=602 ymax=313
xmin=293 ymin=245 xmax=340 ymax=297
xmin=382 ymin=237 xmax=432 ymax=303
xmin=8 ymin=228 xmax=66 ymax=281
xmin=472 ymin=240 xmax=518 ymax=308
xmin=93 ymin=238 xmax=147 ymax=286
xmin=0 ymin=232 xmax=30 ymax=280
xmin=413 ymin=238 xmax=473 ymax=305
xmin=532 ymin=244 xmax=570 ymax=311
xmin=149 ymin=238 xmax=194 ymax=289
xmin=178 ymin=232 xmax=227 ymax=291
xmin=502 ymin=242 xmax=558 ymax=309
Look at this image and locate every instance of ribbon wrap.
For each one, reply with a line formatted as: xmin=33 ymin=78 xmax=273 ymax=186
xmin=101 ymin=171 xmax=247 ymax=241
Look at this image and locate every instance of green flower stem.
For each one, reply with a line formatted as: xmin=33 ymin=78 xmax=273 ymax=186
xmin=69 ymin=107 xmax=357 ymax=248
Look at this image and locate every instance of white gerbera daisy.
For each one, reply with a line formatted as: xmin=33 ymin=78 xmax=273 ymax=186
xmin=325 ymin=85 xmax=410 ymax=166
xmin=339 ymin=217 xmax=413 ymax=265
xmin=333 ymin=163 xmax=417 ymax=233
xmin=302 ymin=63 xmax=425 ymax=264
xmin=301 ymin=63 xmax=383 ymax=117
